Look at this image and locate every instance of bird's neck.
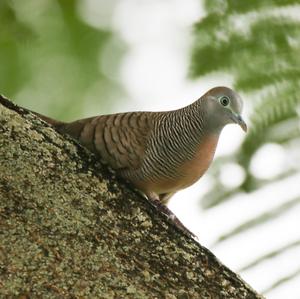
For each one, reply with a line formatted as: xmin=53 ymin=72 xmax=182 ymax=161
xmin=171 ymin=99 xmax=222 ymax=137
xmin=160 ymin=101 xmax=221 ymax=160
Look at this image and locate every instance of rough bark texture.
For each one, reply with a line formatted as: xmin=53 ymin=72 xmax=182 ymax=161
xmin=0 ymin=95 xmax=264 ymax=299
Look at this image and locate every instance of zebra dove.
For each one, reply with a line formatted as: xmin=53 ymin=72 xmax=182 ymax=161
xmin=34 ymin=86 xmax=247 ymax=204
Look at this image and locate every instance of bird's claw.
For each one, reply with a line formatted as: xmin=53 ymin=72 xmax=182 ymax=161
xmin=147 ymin=196 xmax=198 ymax=240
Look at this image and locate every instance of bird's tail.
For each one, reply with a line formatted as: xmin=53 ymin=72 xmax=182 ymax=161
xmin=0 ymin=94 xmax=66 ymax=131
xmin=30 ymin=110 xmax=66 ymax=130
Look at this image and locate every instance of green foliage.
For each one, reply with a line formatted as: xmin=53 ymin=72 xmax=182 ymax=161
xmin=0 ymin=0 xmax=125 ymax=120
xmin=191 ymin=0 xmax=300 ymax=205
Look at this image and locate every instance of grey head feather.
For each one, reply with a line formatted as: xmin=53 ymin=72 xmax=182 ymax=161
xmin=199 ymin=86 xmax=247 ymax=132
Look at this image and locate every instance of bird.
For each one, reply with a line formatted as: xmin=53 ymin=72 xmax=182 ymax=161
xmin=32 ymin=86 xmax=247 ymax=236
xmin=33 ymin=86 xmax=247 ymax=203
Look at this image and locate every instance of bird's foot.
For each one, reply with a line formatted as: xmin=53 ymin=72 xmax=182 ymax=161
xmin=147 ymin=193 xmax=198 ymax=240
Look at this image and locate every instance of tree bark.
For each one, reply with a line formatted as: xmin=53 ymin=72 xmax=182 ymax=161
xmin=0 ymin=95 xmax=264 ymax=299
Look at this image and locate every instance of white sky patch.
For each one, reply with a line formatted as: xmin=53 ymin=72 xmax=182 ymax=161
xmin=250 ymin=143 xmax=286 ymax=179
xmin=219 ymin=163 xmax=246 ymax=188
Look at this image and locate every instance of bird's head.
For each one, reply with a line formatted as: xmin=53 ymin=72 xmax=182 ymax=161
xmin=202 ymin=86 xmax=247 ymax=132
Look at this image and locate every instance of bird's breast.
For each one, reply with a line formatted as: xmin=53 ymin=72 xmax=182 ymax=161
xmin=178 ymin=134 xmax=218 ymax=189
xmin=132 ymin=134 xmax=219 ymax=195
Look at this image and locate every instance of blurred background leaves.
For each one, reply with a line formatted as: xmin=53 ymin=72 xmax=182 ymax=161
xmin=192 ymin=0 xmax=300 ymax=206
xmin=191 ymin=0 xmax=300 ymax=295
xmin=0 ymin=0 xmax=299 ymax=297
xmin=0 ymin=0 xmax=125 ymax=120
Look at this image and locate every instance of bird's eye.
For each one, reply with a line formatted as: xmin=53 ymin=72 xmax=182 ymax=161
xmin=220 ymin=96 xmax=230 ymax=106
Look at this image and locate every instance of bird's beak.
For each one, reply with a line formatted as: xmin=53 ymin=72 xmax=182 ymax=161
xmin=231 ymin=113 xmax=247 ymax=132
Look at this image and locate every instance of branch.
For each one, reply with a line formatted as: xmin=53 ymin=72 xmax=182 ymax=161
xmin=0 ymin=95 xmax=264 ymax=298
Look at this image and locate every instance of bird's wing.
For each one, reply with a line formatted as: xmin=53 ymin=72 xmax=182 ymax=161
xmin=60 ymin=112 xmax=153 ymax=170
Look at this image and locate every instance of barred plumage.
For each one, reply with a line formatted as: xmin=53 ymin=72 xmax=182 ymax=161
xmin=32 ymin=86 xmax=247 ymax=203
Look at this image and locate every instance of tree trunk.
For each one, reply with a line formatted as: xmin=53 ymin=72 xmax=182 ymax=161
xmin=0 ymin=95 xmax=264 ymax=298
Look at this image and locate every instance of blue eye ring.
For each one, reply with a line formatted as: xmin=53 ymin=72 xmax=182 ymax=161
xmin=220 ymin=96 xmax=230 ymax=106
